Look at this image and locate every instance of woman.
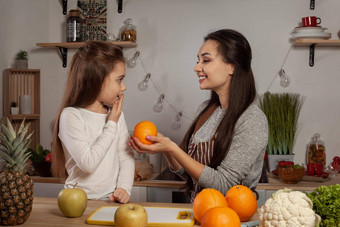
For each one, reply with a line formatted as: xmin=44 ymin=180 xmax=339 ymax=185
xmin=130 ymin=29 xmax=268 ymax=202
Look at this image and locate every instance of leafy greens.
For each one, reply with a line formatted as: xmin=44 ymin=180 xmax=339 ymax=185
xmin=306 ymin=184 xmax=340 ymax=227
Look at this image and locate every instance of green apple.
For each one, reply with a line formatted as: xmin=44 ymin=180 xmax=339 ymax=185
xmin=114 ymin=203 xmax=148 ymax=227
xmin=57 ymin=184 xmax=88 ymax=218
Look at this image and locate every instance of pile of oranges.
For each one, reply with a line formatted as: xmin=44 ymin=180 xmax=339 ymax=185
xmin=193 ymin=185 xmax=257 ymax=227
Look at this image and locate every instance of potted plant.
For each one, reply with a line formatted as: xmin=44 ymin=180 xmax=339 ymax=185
xmin=15 ymin=50 xmax=28 ymax=69
xmin=10 ymin=101 xmax=19 ymax=114
xmin=259 ymin=92 xmax=305 ymax=172
xmin=29 ymin=144 xmax=52 ymax=177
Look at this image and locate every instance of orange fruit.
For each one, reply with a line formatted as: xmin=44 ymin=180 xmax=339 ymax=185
xmin=193 ymin=188 xmax=228 ymax=223
xmin=201 ymin=206 xmax=241 ymax=227
xmin=225 ymin=185 xmax=257 ymax=222
xmin=133 ymin=121 xmax=157 ymax=145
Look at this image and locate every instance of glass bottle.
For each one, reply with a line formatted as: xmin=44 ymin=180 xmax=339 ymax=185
xmin=67 ymin=9 xmax=82 ymax=42
xmin=119 ymin=18 xmax=137 ymax=42
xmin=307 ymin=133 xmax=326 ymax=167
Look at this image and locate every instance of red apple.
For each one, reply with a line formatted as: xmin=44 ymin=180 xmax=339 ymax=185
xmin=114 ymin=203 xmax=148 ymax=227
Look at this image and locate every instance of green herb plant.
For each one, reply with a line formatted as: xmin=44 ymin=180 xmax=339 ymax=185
xmin=258 ymin=92 xmax=304 ymax=155
xmin=307 ymin=184 xmax=340 ymax=227
xmin=29 ymin=144 xmax=51 ymax=162
xmin=16 ymin=50 xmax=28 ymax=60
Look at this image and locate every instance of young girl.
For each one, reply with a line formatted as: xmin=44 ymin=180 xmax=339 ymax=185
xmin=52 ymin=41 xmax=135 ymax=203
xmin=130 ymin=29 xmax=268 ymax=202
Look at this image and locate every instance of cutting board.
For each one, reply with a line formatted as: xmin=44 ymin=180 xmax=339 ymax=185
xmin=86 ymin=206 xmax=195 ymax=226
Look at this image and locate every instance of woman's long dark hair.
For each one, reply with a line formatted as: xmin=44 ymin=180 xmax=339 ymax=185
xmin=180 ymin=29 xmax=256 ymax=190
xmin=51 ymin=41 xmax=125 ymax=178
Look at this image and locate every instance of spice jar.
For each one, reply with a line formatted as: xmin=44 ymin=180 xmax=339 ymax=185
xmin=307 ymin=133 xmax=326 ymax=168
xmin=119 ymin=18 xmax=137 ymax=42
xmin=67 ymin=9 xmax=82 ymax=42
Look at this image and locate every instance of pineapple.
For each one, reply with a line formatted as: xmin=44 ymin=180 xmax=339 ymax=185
xmin=0 ymin=118 xmax=34 ymax=225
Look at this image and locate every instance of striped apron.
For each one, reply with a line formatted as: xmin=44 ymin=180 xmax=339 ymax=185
xmin=187 ymin=104 xmax=218 ymax=202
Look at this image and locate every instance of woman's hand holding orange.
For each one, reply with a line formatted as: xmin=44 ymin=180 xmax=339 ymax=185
xmin=129 ymin=133 xmax=177 ymax=155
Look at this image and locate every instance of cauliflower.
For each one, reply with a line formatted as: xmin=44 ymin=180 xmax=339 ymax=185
xmin=259 ymin=188 xmax=321 ymax=227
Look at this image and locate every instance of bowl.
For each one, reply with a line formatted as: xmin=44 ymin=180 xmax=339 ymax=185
xmin=278 ymin=166 xmax=305 ymax=184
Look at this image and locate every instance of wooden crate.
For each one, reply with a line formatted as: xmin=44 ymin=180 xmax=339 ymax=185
xmin=2 ymin=69 xmax=40 ymax=149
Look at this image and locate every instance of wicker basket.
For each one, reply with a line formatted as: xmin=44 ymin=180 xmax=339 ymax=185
xmin=278 ymin=166 xmax=305 ymax=184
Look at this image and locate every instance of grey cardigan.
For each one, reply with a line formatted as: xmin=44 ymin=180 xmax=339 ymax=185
xmin=174 ymin=101 xmax=268 ymax=195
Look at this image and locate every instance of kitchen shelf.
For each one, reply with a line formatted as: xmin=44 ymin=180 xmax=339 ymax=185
xmin=294 ymin=39 xmax=340 ymax=46
xmin=293 ymin=39 xmax=340 ymax=66
xmin=8 ymin=114 xmax=40 ymax=120
xmin=3 ymin=69 xmax=40 ymax=150
xmin=36 ymin=41 xmax=137 ymax=67
xmin=60 ymin=0 xmax=123 ymax=14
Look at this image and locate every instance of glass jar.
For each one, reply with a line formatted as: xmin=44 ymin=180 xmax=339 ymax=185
xmin=119 ymin=18 xmax=137 ymax=42
xmin=67 ymin=9 xmax=82 ymax=42
xmin=307 ymin=133 xmax=326 ymax=167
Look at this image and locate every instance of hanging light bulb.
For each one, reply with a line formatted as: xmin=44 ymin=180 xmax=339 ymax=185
xmin=279 ymin=69 xmax=290 ymax=87
xmin=127 ymin=51 xmax=140 ymax=68
xmin=138 ymin=73 xmax=151 ymax=91
xmin=153 ymin=94 xmax=165 ymax=113
xmin=171 ymin=112 xmax=182 ymax=130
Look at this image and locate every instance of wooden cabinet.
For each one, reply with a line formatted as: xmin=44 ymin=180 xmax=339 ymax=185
xmin=2 ymin=69 xmax=40 ymax=149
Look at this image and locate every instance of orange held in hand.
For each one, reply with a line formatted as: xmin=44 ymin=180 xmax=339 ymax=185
xmin=201 ymin=206 xmax=241 ymax=227
xmin=225 ymin=185 xmax=257 ymax=222
xmin=193 ymin=188 xmax=228 ymax=223
xmin=133 ymin=121 xmax=157 ymax=145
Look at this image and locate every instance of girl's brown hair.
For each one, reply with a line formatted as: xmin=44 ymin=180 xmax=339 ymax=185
xmin=181 ymin=29 xmax=256 ymax=191
xmin=51 ymin=41 xmax=125 ymax=177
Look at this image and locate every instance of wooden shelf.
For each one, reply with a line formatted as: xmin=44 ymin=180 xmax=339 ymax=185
xmin=3 ymin=69 xmax=40 ymax=150
xmin=293 ymin=39 xmax=340 ymax=66
xmin=294 ymin=39 xmax=340 ymax=46
xmin=8 ymin=114 xmax=40 ymax=120
xmin=36 ymin=41 xmax=137 ymax=48
xmin=36 ymin=41 xmax=137 ymax=67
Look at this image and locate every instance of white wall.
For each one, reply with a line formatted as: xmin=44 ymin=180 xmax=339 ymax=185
xmin=1 ymin=0 xmax=339 ymax=166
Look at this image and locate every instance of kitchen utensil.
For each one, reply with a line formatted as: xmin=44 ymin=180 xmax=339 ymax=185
xmin=87 ymin=206 xmax=195 ymax=226
xmin=291 ymin=32 xmax=331 ymax=40
xmin=302 ymin=16 xmax=321 ymax=27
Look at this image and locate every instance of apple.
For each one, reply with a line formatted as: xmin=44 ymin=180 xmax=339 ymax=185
xmin=57 ymin=183 xmax=88 ymax=218
xmin=114 ymin=203 xmax=148 ymax=227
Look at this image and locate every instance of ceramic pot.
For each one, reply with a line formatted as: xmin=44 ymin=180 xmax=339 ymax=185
xmin=15 ymin=59 xmax=28 ymax=69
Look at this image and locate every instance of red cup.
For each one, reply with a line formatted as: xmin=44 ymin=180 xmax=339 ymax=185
xmin=307 ymin=163 xmax=315 ymax=175
xmin=314 ymin=163 xmax=323 ymax=176
xmin=307 ymin=163 xmax=323 ymax=176
xmin=302 ymin=16 xmax=321 ymax=27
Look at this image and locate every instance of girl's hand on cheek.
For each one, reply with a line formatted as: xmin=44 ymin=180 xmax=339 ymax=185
xmin=107 ymin=94 xmax=124 ymax=123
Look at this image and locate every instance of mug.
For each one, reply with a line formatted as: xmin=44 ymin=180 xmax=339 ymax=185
xmin=302 ymin=16 xmax=321 ymax=27
xmin=307 ymin=163 xmax=323 ymax=176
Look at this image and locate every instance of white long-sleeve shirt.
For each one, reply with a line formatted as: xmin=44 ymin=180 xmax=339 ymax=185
xmin=59 ymin=107 xmax=135 ymax=200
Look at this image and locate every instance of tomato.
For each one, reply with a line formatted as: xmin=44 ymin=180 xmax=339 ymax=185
xmin=45 ymin=153 xmax=52 ymax=162
xmin=278 ymin=161 xmax=294 ymax=167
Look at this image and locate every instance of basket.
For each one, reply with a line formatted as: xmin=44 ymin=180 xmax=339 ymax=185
xmin=278 ymin=166 xmax=305 ymax=184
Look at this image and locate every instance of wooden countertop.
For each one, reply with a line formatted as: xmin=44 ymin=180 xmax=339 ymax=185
xmin=256 ymin=174 xmax=340 ymax=191
xmin=21 ymin=197 xmax=259 ymax=226
xmin=31 ymin=172 xmax=186 ymax=188
xmin=32 ymin=173 xmax=340 ymax=190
